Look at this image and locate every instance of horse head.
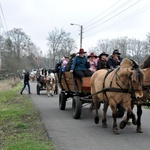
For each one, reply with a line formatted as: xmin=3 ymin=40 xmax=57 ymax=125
xmin=120 ymin=58 xmax=139 ymax=69
xmin=127 ymin=67 xmax=144 ymax=98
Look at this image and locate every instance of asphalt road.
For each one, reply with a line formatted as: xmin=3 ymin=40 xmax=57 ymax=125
xmin=29 ymin=82 xmax=150 ymax=150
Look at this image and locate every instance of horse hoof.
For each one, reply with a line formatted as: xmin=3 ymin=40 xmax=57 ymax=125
xmin=132 ymin=119 xmax=137 ymax=125
xmin=127 ymin=119 xmax=132 ymax=125
xmin=94 ymin=117 xmax=99 ymax=124
xmin=136 ymin=128 xmax=143 ymax=133
xmin=113 ymin=127 xmax=120 ymax=135
xmin=102 ymin=123 xmax=108 ymax=128
xmin=119 ymin=120 xmax=127 ymax=129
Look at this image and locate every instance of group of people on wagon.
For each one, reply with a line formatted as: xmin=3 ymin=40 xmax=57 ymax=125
xmin=55 ymin=48 xmax=123 ymax=81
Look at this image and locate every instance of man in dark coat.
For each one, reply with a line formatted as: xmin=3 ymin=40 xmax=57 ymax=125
xmin=70 ymin=48 xmax=91 ymax=79
xmin=108 ymin=49 xmax=123 ymax=69
xmin=20 ymin=71 xmax=31 ymax=95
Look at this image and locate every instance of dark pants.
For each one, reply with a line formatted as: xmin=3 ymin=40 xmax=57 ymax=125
xmin=20 ymin=82 xmax=31 ymax=94
xmin=75 ymin=70 xmax=91 ymax=79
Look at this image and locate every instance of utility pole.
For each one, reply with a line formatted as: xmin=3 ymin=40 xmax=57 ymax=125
xmin=70 ymin=23 xmax=83 ymax=48
xmin=80 ymin=25 xmax=83 ymax=48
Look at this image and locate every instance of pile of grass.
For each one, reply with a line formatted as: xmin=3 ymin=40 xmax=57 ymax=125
xmin=0 ymin=80 xmax=54 ymax=150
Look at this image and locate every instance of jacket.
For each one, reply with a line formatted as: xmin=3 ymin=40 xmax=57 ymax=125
xmin=97 ymin=59 xmax=110 ymax=70
xmin=71 ymin=56 xmax=90 ymax=71
xmin=24 ymin=72 xmax=30 ymax=83
xmin=108 ymin=56 xmax=123 ymax=69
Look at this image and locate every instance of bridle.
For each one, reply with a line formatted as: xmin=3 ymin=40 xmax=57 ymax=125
xmin=116 ymin=65 xmax=143 ymax=93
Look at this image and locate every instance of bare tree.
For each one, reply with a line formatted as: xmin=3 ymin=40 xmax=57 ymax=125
xmin=3 ymin=28 xmax=39 ymax=80
xmin=47 ymin=28 xmax=76 ymax=67
xmin=96 ymin=39 xmax=111 ymax=55
xmin=128 ymin=38 xmax=146 ymax=64
xmin=0 ymin=35 xmax=5 ymax=69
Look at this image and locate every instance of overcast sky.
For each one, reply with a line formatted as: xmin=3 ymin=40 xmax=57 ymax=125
xmin=0 ymin=0 xmax=150 ymax=54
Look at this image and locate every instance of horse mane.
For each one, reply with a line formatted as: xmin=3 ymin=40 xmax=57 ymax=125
xmin=141 ymin=55 xmax=150 ymax=69
xmin=128 ymin=58 xmax=139 ymax=69
xmin=120 ymin=58 xmax=144 ymax=83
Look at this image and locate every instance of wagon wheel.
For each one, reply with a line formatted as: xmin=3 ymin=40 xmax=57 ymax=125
xmin=72 ymin=96 xmax=82 ymax=119
xmin=37 ymin=84 xmax=40 ymax=95
xmin=59 ymin=92 xmax=67 ymax=110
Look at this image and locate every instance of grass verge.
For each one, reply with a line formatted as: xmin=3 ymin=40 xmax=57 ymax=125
xmin=0 ymin=79 xmax=55 ymax=150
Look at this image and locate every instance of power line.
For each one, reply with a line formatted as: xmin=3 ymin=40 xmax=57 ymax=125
xmin=84 ymin=0 xmax=133 ymax=29
xmin=84 ymin=3 xmax=150 ymax=38
xmin=83 ymin=0 xmax=122 ymax=28
xmin=0 ymin=14 xmax=5 ymax=35
xmin=84 ymin=0 xmax=141 ymax=33
xmin=0 ymin=3 xmax=8 ymax=36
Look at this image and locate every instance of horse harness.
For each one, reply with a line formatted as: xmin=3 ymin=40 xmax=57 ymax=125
xmin=90 ymin=65 xmax=143 ymax=99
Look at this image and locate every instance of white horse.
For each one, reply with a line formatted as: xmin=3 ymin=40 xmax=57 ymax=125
xmin=46 ymin=73 xmax=56 ymax=97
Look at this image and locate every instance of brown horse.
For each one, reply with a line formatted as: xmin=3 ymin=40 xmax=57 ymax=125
xmin=46 ymin=73 xmax=56 ymax=97
xmin=90 ymin=58 xmax=144 ymax=134
xmin=131 ymin=56 xmax=150 ymax=133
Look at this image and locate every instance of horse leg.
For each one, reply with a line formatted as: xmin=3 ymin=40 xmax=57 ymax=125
xmin=130 ymin=103 xmax=137 ymax=126
xmin=51 ymin=84 xmax=55 ymax=96
xmin=102 ymin=102 xmax=109 ymax=128
xmin=119 ymin=101 xmax=136 ymax=129
xmin=136 ymin=104 xmax=143 ymax=133
xmin=94 ymin=100 xmax=100 ymax=124
xmin=92 ymin=95 xmax=100 ymax=124
xmin=116 ymin=104 xmax=125 ymax=118
xmin=127 ymin=101 xmax=134 ymax=125
xmin=47 ymin=90 xmax=50 ymax=97
xmin=109 ymin=98 xmax=120 ymax=134
xmin=47 ymin=86 xmax=50 ymax=97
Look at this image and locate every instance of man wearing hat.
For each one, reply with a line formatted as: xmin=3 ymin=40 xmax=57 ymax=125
xmin=70 ymin=48 xmax=91 ymax=80
xmin=97 ymin=52 xmax=109 ymax=70
xmin=108 ymin=49 xmax=123 ymax=69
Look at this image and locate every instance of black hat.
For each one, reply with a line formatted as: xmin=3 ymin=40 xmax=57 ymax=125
xmin=70 ymin=53 xmax=76 ymax=58
xmin=99 ymin=52 xmax=109 ymax=58
xmin=64 ymin=56 xmax=69 ymax=59
xmin=113 ymin=49 xmax=121 ymax=55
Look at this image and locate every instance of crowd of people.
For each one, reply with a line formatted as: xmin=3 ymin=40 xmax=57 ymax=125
xmin=20 ymin=48 xmax=123 ymax=95
xmin=55 ymin=48 xmax=123 ymax=81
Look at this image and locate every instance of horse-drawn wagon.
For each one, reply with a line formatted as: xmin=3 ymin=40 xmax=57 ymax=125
xmin=36 ymin=73 xmax=58 ymax=96
xmin=58 ymin=57 xmax=150 ymax=134
xmin=36 ymin=75 xmax=46 ymax=95
xmin=58 ymin=72 xmax=92 ymax=119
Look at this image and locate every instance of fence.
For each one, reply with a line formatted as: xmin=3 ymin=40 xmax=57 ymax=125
xmin=0 ymin=69 xmax=14 ymax=80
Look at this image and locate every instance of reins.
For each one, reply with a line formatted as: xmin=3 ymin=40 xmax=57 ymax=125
xmin=83 ymin=67 xmax=133 ymax=99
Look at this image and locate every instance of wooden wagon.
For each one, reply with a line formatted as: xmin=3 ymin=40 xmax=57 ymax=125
xmin=57 ymin=72 xmax=92 ymax=119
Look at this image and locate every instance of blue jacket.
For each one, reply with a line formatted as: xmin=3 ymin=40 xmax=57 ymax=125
xmin=71 ymin=56 xmax=90 ymax=71
xmin=108 ymin=56 xmax=123 ymax=69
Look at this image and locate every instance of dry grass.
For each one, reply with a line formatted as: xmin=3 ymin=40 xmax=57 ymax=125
xmin=0 ymin=78 xmax=21 ymax=91
xmin=0 ymin=79 xmax=55 ymax=150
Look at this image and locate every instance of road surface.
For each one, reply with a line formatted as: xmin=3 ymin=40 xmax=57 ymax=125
xmin=29 ymin=82 xmax=150 ymax=150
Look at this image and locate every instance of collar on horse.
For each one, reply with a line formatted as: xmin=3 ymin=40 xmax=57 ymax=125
xmin=102 ymin=67 xmax=132 ymax=96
